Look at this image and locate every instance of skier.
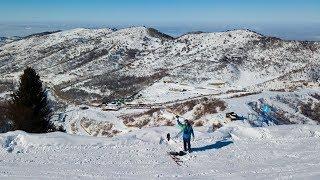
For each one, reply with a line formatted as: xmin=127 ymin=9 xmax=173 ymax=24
xmin=176 ymin=115 xmax=194 ymax=153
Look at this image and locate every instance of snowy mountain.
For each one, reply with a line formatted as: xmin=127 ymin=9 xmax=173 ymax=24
xmin=0 ymin=27 xmax=319 ymax=102
xmin=0 ymin=36 xmax=22 ymax=46
xmin=0 ymin=27 xmax=320 ymax=179
xmin=0 ymin=37 xmax=10 ymax=46
xmin=0 ymin=27 xmax=319 ymax=135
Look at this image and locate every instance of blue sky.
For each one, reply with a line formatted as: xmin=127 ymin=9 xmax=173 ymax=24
xmin=0 ymin=0 xmax=320 ymax=40
xmin=1 ymin=0 xmax=319 ymax=24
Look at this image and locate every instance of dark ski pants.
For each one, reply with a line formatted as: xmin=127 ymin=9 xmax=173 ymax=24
xmin=183 ymin=138 xmax=191 ymax=152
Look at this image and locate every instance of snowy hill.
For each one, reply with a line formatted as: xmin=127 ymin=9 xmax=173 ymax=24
xmin=0 ymin=26 xmax=319 ymax=136
xmin=0 ymin=37 xmax=6 ymax=46
xmin=0 ymin=36 xmax=22 ymax=46
xmin=0 ymin=27 xmax=319 ymax=103
xmin=0 ymin=27 xmax=320 ymax=179
xmin=1 ymin=123 xmax=320 ymax=179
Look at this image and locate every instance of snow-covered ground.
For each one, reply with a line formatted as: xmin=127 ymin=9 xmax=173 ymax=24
xmin=1 ymin=122 xmax=320 ymax=179
xmin=0 ymin=27 xmax=319 ymax=179
xmin=0 ymin=27 xmax=319 ymax=104
xmin=133 ymin=82 xmax=219 ymax=104
xmin=56 ymin=88 xmax=319 ymax=138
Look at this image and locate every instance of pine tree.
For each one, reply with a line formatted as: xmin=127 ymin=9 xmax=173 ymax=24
xmin=9 ymin=67 xmax=54 ymax=133
xmin=0 ymin=102 xmax=11 ymax=133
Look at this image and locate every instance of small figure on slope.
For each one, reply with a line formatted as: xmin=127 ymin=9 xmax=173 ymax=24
xmin=176 ymin=115 xmax=194 ymax=153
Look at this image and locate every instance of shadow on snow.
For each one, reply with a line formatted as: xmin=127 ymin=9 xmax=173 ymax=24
xmin=192 ymin=140 xmax=233 ymax=152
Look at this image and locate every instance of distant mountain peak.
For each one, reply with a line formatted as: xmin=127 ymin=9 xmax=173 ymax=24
xmin=0 ymin=26 xmax=318 ymax=104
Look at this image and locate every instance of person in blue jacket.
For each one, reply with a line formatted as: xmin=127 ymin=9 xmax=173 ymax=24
xmin=176 ymin=115 xmax=194 ymax=153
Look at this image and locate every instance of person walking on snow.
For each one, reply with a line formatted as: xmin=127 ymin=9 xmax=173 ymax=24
xmin=176 ymin=115 xmax=194 ymax=153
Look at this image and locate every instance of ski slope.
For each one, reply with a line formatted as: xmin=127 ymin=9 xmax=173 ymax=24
xmin=1 ymin=122 xmax=320 ymax=179
xmin=0 ymin=27 xmax=319 ymax=179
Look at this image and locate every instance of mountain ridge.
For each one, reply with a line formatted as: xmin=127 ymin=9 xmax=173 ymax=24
xmin=4 ymin=26 xmax=320 ymax=43
xmin=0 ymin=26 xmax=319 ymax=104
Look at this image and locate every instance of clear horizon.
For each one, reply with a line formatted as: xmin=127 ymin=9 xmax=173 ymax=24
xmin=1 ymin=22 xmax=320 ymax=41
xmin=1 ymin=0 xmax=320 ymax=40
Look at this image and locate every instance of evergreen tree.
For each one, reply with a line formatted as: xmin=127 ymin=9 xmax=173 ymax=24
xmin=9 ymin=67 xmax=54 ymax=133
xmin=0 ymin=102 xmax=11 ymax=133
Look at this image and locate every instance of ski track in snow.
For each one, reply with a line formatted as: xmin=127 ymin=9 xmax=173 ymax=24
xmin=1 ymin=124 xmax=320 ymax=179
